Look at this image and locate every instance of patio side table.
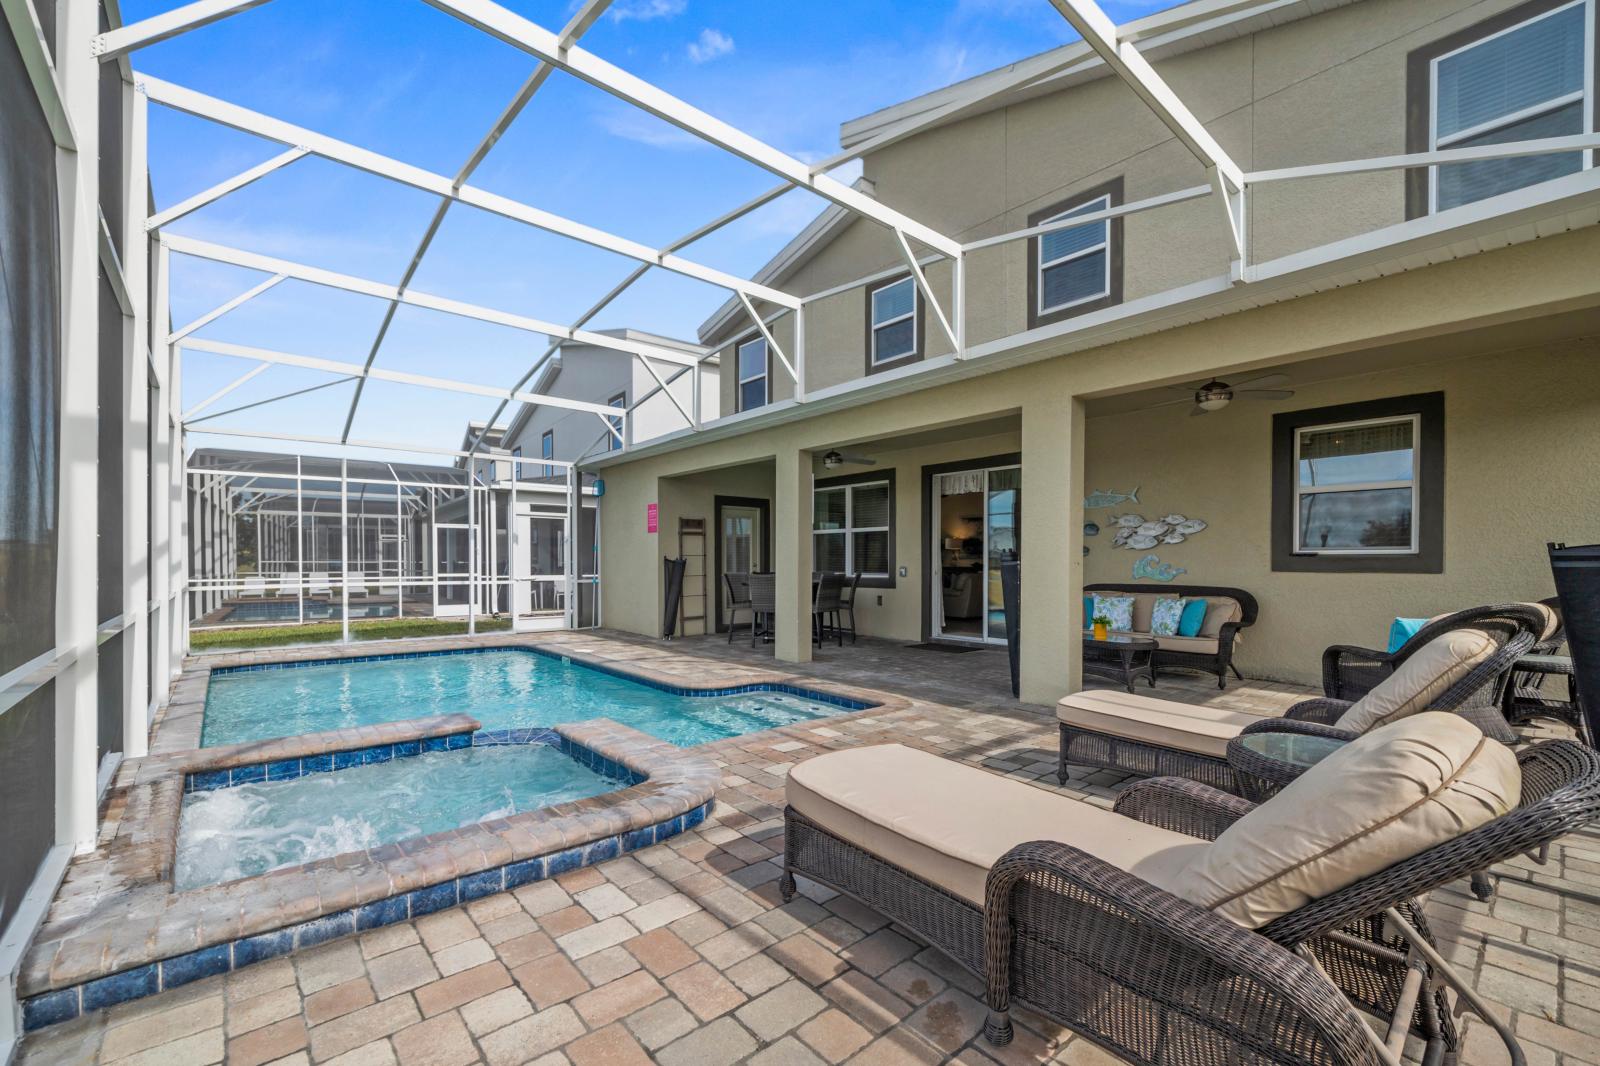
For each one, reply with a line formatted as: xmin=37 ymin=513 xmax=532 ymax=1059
xmin=1226 ymin=730 xmax=1348 ymax=802
xmin=1082 ymin=635 xmax=1158 ymax=693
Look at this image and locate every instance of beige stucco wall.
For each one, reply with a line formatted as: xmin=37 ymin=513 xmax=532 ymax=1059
xmin=704 ymin=0 xmax=1552 ymax=397
xmin=1083 ymin=336 xmax=1600 ymax=685
xmin=595 ymin=226 xmax=1600 ymax=702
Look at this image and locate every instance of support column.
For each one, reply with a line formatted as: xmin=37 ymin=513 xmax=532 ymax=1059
xmin=54 ymin=0 xmax=101 ymax=852
xmin=122 ymin=83 xmax=151 ymax=756
xmin=1018 ymin=395 xmax=1086 ymax=704
xmin=150 ymin=245 xmax=171 ymax=707
xmin=773 ymin=446 xmax=813 ymax=664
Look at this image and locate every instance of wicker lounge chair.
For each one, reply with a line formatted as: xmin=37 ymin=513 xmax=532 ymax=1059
xmin=781 ymin=720 xmax=1600 ymax=1066
xmin=1056 ymin=603 xmax=1545 ymax=791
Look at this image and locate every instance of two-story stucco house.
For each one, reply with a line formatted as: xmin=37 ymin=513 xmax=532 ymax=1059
xmin=579 ymin=0 xmax=1600 ymax=703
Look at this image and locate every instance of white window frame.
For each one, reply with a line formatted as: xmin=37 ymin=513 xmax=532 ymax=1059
xmin=869 ymin=276 xmax=918 ymax=366
xmin=1036 ymin=193 xmax=1112 ymax=317
xmin=1292 ymin=413 xmax=1422 ymax=556
xmin=736 ymin=336 xmax=768 ymax=411
xmin=1427 ymin=0 xmax=1595 ymax=213
xmin=812 ymin=481 xmax=891 ymax=578
xmin=511 ymin=445 xmax=522 ymax=481
xmin=604 ymin=392 xmax=625 ymax=452
xmin=541 ymin=429 xmax=554 ymax=478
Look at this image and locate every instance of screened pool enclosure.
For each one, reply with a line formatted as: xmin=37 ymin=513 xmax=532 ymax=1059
xmin=186 ymin=449 xmax=601 ymax=638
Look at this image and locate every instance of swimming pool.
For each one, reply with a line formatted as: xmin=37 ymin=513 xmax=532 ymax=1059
xmin=202 ymin=648 xmax=864 ymax=748
xmin=175 ymin=742 xmax=630 ymax=889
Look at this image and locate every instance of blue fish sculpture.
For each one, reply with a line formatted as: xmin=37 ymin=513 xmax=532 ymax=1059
xmin=1132 ymin=554 xmax=1186 ymax=582
xmin=1083 ymin=487 xmax=1139 ymax=509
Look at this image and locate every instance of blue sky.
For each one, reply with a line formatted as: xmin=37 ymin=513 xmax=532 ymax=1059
xmin=129 ymin=0 xmax=1175 ymax=461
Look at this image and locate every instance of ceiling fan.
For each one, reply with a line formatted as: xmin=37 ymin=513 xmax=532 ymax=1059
xmin=821 ymin=449 xmax=876 ymax=469
xmin=1144 ymin=372 xmax=1295 ymax=416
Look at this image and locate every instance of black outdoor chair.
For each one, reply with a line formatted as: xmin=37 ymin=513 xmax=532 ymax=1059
xmin=748 ymin=572 xmax=776 ymax=648
xmin=813 ymin=572 xmax=846 ymax=647
xmin=835 ymin=572 xmax=862 ymax=644
xmin=724 ymin=572 xmax=753 ymax=644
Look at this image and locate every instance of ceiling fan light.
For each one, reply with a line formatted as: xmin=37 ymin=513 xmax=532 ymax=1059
xmin=1197 ymin=394 xmax=1231 ymax=411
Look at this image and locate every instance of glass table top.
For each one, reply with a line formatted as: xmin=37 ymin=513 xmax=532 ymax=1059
xmin=1233 ymin=731 xmax=1347 ymax=768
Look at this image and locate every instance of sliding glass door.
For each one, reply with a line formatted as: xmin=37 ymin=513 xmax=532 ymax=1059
xmin=932 ymin=463 xmax=1021 ymax=644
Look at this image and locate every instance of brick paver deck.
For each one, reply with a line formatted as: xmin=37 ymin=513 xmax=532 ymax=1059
xmin=18 ymin=630 xmax=1599 ymax=1065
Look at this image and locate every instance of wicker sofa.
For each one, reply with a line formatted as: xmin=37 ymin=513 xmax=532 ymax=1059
xmin=781 ymin=724 xmax=1600 ymax=1065
xmin=1084 ymin=583 xmax=1258 ymax=689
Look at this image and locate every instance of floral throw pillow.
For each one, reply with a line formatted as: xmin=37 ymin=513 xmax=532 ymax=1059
xmin=1092 ymin=595 xmax=1135 ymax=632
xmin=1151 ymin=597 xmax=1186 ymax=637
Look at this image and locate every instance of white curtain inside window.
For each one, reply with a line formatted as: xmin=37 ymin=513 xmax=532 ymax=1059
xmin=939 ymin=471 xmax=984 ymax=496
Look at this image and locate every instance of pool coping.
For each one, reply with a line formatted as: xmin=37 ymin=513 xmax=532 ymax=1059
xmin=18 ymin=716 xmax=718 ymax=1029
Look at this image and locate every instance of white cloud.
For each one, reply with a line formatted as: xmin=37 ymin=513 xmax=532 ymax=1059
xmin=609 ymin=0 xmax=687 ymax=22
xmin=594 ymin=105 xmax=708 ymax=150
xmin=686 ymin=27 xmax=734 ymax=64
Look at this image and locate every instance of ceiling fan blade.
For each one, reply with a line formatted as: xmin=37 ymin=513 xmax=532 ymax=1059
xmin=840 ymin=455 xmax=877 ymax=465
xmin=1142 ymin=396 xmax=1197 ymax=409
xmin=1162 ymin=383 xmax=1200 ymax=391
xmin=1187 ymin=404 xmax=1208 ymax=417
xmin=1227 ymin=372 xmax=1291 ymax=390
xmin=1237 ymin=389 xmax=1296 ymax=400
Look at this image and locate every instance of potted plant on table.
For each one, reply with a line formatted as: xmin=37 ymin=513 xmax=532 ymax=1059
xmin=1091 ymin=613 xmax=1111 ymax=641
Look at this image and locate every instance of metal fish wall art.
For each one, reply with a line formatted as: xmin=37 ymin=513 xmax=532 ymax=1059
xmin=1133 ymin=554 xmax=1187 ymax=581
xmin=1084 ymin=487 xmax=1140 ymax=509
xmin=1112 ymin=513 xmax=1145 ymax=528
xmin=1098 ymin=507 xmax=1210 ymax=549
xmin=1084 ymin=522 xmax=1100 ymax=537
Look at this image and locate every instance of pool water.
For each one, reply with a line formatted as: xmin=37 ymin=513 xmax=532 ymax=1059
xmin=174 ymin=744 xmax=625 ymax=889
xmin=202 ymin=649 xmax=847 ymax=748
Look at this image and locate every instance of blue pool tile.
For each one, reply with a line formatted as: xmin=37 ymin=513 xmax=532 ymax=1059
xmin=684 ymin=804 xmax=707 ymax=830
xmin=458 ymin=869 xmax=505 ymax=901
xmin=584 ymin=837 xmax=620 ymax=864
xmin=295 ymin=911 xmax=355 ymax=948
xmin=265 ymin=759 xmax=302 ymax=781
xmin=422 ymin=736 xmax=449 ymax=752
xmin=355 ymin=895 xmax=409 ymax=931
xmin=82 ymin=964 xmax=159 ymax=1012
xmin=234 ymin=929 xmax=294 ymax=967
xmin=22 ymin=988 xmax=81 ymax=1031
xmin=409 ymin=882 xmax=458 ymax=917
xmin=161 ymin=944 xmax=232 ymax=989
xmin=304 ymin=753 xmax=334 ymax=773
xmin=622 ymin=826 xmax=654 ymax=853
xmin=362 ymin=745 xmax=393 ymax=765
xmin=189 ymin=769 xmax=231 ymax=792
xmin=545 ymin=846 xmax=585 ymax=877
xmin=504 ymin=856 xmax=545 ymax=889
xmin=332 ymin=750 xmax=363 ymax=771
xmin=446 ymin=733 xmax=471 ymax=750
xmin=395 ymin=740 xmax=420 ymax=758
xmin=229 ymin=764 xmax=266 ymax=786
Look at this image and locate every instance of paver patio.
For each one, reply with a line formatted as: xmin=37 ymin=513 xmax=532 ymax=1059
xmin=17 ymin=630 xmax=1599 ymax=1065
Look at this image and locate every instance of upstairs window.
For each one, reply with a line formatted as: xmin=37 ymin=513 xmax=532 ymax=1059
xmin=737 ymin=335 xmax=768 ymax=412
xmin=511 ymin=445 xmax=522 ymax=481
xmin=1028 ymin=178 xmax=1123 ymax=329
xmin=541 ymin=429 xmax=554 ymax=477
xmin=868 ymin=276 xmax=919 ymax=369
xmin=604 ymin=392 xmax=625 ymax=452
xmin=1412 ymin=0 xmax=1594 ymax=214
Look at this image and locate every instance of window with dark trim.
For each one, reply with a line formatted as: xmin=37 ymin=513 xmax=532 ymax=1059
xmin=1272 ymin=393 xmax=1444 ymax=573
xmin=865 ymin=275 xmax=922 ymax=372
xmin=813 ymin=470 xmax=896 ymax=588
xmin=1405 ymin=0 xmax=1596 ymax=218
xmin=511 ymin=445 xmax=522 ymax=480
xmin=604 ymin=392 xmax=625 ymax=452
xmin=735 ymin=334 xmax=769 ymax=412
xmin=1027 ymin=177 xmax=1124 ymax=329
xmin=541 ymin=429 xmax=554 ymax=477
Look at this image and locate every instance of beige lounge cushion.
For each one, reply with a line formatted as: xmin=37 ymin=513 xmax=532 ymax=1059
xmin=1334 ymin=628 xmax=1498 ymax=734
xmin=1107 ymin=630 xmax=1221 ymax=655
xmin=1181 ymin=713 xmax=1519 ymax=928
xmin=1056 ymin=689 xmax=1262 ymax=759
xmin=786 ymin=744 xmax=1205 ymax=906
xmin=1523 ymin=601 xmax=1560 ymax=642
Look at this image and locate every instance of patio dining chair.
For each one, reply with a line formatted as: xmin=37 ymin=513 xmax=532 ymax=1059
xmin=748 ymin=572 xmax=776 ymax=647
xmin=836 ymin=572 xmax=862 ymax=644
xmin=724 ymin=572 xmax=753 ymax=644
xmin=1055 ymin=603 xmax=1546 ymax=792
xmin=781 ymin=713 xmax=1600 ymax=1066
xmin=813 ymin=572 xmax=846 ymax=647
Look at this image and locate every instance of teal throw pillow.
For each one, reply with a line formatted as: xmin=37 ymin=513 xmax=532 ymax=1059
xmin=1178 ymin=598 xmax=1209 ymax=637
